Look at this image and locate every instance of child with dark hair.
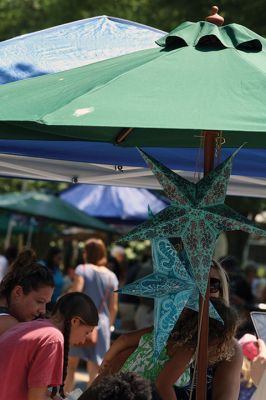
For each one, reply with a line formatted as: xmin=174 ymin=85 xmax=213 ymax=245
xmin=0 ymin=292 xmax=99 ymax=400
xmin=78 ymin=372 xmax=152 ymax=400
xmin=0 ymin=248 xmax=55 ymax=335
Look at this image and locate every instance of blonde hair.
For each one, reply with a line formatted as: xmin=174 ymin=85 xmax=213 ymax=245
xmin=170 ymin=299 xmax=237 ymax=364
xmin=211 ymin=259 xmax=230 ymax=306
xmin=241 ymin=357 xmax=254 ymax=387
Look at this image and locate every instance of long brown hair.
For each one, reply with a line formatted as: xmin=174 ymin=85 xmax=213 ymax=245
xmin=169 ymin=298 xmax=238 ymax=364
xmin=83 ymin=238 xmax=107 ymax=266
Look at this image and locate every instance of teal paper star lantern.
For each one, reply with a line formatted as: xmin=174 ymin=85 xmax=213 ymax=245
xmin=118 ymin=236 xmax=221 ymax=358
xmin=120 ymin=149 xmax=266 ymax=296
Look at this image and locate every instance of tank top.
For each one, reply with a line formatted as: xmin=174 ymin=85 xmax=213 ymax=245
xmin=121 ymin=332 xmax=190 ymax=386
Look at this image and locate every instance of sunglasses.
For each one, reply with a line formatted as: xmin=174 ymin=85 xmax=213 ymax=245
xmin=210 ymin=278 xmax=221 ymax=293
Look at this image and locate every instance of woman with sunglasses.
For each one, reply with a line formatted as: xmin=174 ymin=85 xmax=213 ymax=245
xmin=0 ymin=249 xmax=55 ymax=336
xmin=209 ymin=259 xmax=230 ymax=304
xmin=0 ymin=292 xmax=98 ymax=400
xmin=174 ymin=260 xmax=242 ymax=400
xmin=98 ymin=260 xmax=242 ymax=400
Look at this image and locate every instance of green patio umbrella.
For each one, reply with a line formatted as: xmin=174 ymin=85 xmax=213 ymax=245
xmin=0 ymin=192 xmax=115 ymax=233
xmin=0 ymin=20 xmax=266 ymax=147
xmin=1 ymin=213 xmax=60 ymax=248
xmin=0 ymin=213 xmax=59 ymax=235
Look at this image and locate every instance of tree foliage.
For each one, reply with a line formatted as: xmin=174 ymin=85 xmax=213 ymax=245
xmin=0 ymin=0 xmax=266 ymax=41
xmin=0 ymin=177 xmax=69 ymax=194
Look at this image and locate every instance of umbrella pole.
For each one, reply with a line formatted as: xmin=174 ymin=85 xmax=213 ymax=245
xmin=196 ymin=8 xmax=224 ymax=400
xmin=196 ymin=130 xmax=219 ymax=400
xmin=4 ymin=216 xmax=16 ymax=250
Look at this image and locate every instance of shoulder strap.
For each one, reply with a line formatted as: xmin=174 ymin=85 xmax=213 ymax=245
xmin=0 ymin=306 xmax=10 ymax=315
xmin=98 ymin=276 xmax=112 ymax=313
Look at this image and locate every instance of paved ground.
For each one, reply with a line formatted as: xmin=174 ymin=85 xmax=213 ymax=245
xmin=74 ymin=368 xmax=89 ymax=392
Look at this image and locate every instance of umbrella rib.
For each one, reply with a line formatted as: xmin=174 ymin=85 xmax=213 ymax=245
xmin=115 ymin=127 xmax=134 ymax=144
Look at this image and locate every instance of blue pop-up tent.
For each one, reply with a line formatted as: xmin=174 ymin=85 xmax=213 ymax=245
xmin=60 ymin=184 xmax=168 ymax=224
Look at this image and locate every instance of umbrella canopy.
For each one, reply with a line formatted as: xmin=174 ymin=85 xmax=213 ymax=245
xmin=0 ymin=15 xmax=164 ymax=84
xmin=0 ymin=21 xmax=266 ymax=147
xmin=0 ymin=192 xmax=115 ymax=233
xmin=60 ymin=184 xmax=168 ymax=223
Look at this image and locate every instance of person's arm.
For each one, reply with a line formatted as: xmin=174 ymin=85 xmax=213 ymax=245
xmin=94 ymin=346 xmax=137 ymax=385
xmin=212 ymin=339 xmax=243 ymax=400
xmin=69 ymin=274 xmax=84 ymax=293
xmin=251 ymin=339 xmax=266 ymax=386
xmin=108 ymin=291 xmax=118 ymax=327
xmin=100 ymin=327 xmax=152 ymax=373
xmin=156 ymin=345 xmax=194 ymax=400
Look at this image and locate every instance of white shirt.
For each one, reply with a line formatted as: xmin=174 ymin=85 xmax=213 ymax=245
xmin=0 ymin=255 xmax=8 ymax=282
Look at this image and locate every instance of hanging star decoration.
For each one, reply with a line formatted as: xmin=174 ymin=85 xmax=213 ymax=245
xmin=120 ymin=149 xmax=266 ymax=296
xmin=118 ymin=234 xmax=221 ymax=359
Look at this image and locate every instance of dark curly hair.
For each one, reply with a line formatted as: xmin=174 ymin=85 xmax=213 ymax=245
xmin=169 ymin=298 xmax=238 ymax=364
xmin=78 ymin=372 xmax=152 ymax=400
xmin=0 ymin=249 xmax=54 ymax=306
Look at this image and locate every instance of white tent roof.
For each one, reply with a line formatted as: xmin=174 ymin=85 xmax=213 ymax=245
xmin=0 ymin=153 xmax=265 ymax=198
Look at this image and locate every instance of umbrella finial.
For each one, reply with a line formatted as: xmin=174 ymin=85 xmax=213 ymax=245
xmin=206 ymin=6 xmax=224 ymax=26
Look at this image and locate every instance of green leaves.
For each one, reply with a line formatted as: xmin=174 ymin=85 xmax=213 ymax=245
xmin=1 ymin=0 xmax=266 ymax=42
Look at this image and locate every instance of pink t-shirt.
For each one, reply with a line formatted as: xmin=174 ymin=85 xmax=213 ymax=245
xmin=0 ymin=319 xmax=64 ymax=400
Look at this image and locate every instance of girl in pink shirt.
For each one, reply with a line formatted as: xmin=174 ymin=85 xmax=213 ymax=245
xmin=0 ymin=292 xmax=99 ymax=400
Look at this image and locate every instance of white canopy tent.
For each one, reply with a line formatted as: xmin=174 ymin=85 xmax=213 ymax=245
xmin=0 ymin=153 xmax=265 ymax=198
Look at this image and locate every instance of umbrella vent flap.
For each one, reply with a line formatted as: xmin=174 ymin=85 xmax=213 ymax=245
xmin=156 ymin=21 xmax=263 ymax=52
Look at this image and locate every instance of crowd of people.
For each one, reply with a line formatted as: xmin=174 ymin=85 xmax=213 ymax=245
xmin=0 ymin=240 xmax=266 ymax=400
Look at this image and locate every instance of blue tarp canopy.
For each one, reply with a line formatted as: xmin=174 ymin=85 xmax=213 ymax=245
xmin=60 ymin=184 xmax=168 ymax=223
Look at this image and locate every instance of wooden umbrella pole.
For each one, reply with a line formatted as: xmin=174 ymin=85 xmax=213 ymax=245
xmin=196 ymin=130 xmax=218 ymax=400
xmin=196 ymin=8 xmax=224 ymax=400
